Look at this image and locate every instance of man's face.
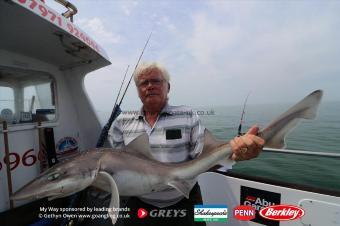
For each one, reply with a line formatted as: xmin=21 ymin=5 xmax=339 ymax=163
xmin=136 ymin=68 xmax=169 ymax=108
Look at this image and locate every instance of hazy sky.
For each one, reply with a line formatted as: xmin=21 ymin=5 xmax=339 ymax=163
xmin=50 ymin=0 xmax=340 ymax=111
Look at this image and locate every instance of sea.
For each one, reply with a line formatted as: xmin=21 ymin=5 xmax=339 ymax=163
xmin=97 ymin=101 xmax=340 ymax=193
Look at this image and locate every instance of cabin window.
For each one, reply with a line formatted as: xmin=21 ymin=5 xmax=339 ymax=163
xmin=0 ymin=87 xmax=15 ymax=111
xmin=0 ymin=66 xmax=56 ymax=124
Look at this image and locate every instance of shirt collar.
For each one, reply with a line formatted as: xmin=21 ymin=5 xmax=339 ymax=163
xmin=160 ymin=102 xmax=173 ymax=116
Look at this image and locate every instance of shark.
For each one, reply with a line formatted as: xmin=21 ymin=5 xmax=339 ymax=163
xmin=11 ymin=90 xmax=323 ymax=224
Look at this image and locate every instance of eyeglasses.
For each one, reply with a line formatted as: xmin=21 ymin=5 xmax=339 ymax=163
xmin=138 ymin=78 xmax=164 ymax=88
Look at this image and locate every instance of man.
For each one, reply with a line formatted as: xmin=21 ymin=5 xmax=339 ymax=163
xmin=110 ymin=62 xmax=265 ymax=225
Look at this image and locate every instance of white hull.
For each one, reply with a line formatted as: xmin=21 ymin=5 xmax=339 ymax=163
xmin=199 ymin=172 xmax=340 ymax=226
xmin=0 ymin=1 xmax=339 ymax=226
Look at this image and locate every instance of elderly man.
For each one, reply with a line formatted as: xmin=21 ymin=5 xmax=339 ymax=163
xmin=111 ymin=62 xmax=264 ymax=226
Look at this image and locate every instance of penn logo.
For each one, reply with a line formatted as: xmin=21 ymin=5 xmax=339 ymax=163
xmin=259 ymin=205 xmax=305 ymax=221
xmin=233 ymin=205 xmax=256 ymax=221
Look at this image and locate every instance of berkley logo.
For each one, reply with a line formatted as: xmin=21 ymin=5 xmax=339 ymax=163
xmin=259 ymin=205 xmax=305 ymax=221
xmin=233 ymin=205 xmax=256 ymax=221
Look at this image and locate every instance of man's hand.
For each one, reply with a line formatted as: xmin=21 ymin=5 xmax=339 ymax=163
xmin=230 ymin=125 xmax=265 ymax=161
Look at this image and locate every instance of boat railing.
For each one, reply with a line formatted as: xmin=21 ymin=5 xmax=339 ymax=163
xmin=54 ymin=0 xmax=77 ymax=22
xmin=216 ymin=147 xmax=340 ymax=196
xmin=263 ymin=147 xmax=340 ymax=158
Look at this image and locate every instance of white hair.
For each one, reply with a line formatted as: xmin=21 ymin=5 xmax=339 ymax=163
xmin=133 ymin=62 xmax=170 ymax=85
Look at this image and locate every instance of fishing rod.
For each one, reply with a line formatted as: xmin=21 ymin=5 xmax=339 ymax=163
xmin=118 ymin=30 xmax=153 ymax=106
xmin=95 ymin=66 xmax=129 ymax=148
xmin=63 ymin=31 xmax=154 ymax=226
xmin=237 ymin=92 xmax=251 ymax=136
xmin=95 ymin=30 xmax=153 ymax=148
xmin=62 ymin=67 xmax=129 ymax=225
xmin=114 ymin=65 xmax=130 ymax=108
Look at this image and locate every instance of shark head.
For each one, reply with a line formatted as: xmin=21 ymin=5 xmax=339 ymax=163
xmin=11 ymin=153 xmax=99 ymax=201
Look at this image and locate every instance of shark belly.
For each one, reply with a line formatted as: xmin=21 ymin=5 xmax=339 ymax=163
xmin=93 ymin=170 xmax=168 ymax=197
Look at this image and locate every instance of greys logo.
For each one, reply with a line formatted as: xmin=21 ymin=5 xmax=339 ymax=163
xmin=149 ymin=209 xmax=187 ymax=218
xmin=137 ymin=209 xmax=187 ymax=218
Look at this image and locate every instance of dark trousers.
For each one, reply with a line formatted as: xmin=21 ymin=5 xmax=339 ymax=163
xmin=120 ymin=183 xmax=206 ymax=226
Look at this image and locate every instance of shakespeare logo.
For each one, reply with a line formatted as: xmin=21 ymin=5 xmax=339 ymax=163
xmin=194 ymin=205 xmax=228 ymax=222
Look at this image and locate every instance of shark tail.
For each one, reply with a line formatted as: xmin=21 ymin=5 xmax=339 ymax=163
xmin=259 ymin=90 xmax=323 ymax=149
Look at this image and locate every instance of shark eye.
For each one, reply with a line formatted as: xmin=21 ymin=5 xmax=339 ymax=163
xmin=47 ymin=173 xmax=60 ymax=181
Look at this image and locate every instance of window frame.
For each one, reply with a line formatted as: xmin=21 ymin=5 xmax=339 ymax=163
xmin=0 ymin=66 xmax=58 ymax=126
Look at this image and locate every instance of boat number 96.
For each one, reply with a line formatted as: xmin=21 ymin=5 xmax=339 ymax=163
xmin=0 ymin=149 xmax=37 ymax=171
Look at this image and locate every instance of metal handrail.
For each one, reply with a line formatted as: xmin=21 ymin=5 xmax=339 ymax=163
xmin=263 ymin=147 xmax=340 ymax=158
xmin=54 ymin=0 xmax=78 ymax=22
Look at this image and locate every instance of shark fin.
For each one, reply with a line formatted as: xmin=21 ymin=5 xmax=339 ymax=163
xmin=125 ymin=133 xmax=154 ymax=159
xmin=260 ymin=90 xmax=323 ymax=149
xmin=168 ymin=180 xmax=195 ymax=199
xmin=96 ymin=171 xmax=120 ymax=225
xmin=202 ymin=129 xmax=234 ymax=170
xmin=202 ymin=129 xmax=227 ymax=153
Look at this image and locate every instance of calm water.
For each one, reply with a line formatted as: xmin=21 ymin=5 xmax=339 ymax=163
xmin=197 ymin=101 xmax=340 ymax=192
xmin=98 ymin=101 xmax=340 ymax=192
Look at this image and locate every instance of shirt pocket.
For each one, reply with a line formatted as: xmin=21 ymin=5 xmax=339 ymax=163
xmin=164 ymin=128 xmax=190 ymax=146
xmin=165 ymin=129 xmax=182 ymax=140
